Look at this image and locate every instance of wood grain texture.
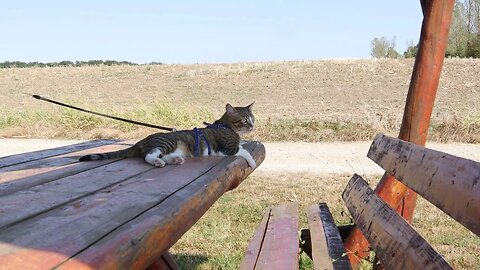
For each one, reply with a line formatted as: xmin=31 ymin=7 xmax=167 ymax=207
xmin=254 ymin=202 xmax=299 ymax=270
xmin=240 ymin=208 xmax=271 ymax=270
xmin=369 ymin=133 xmax=480 ymax=236
xmin=0 ymin=140 xmax=118 ymax=168
xmin=342 ymin=174 xmax=452 ymax=270
xmin=343 ymin=0 xmax=456 ymax=266
xmin=307 ymin=204 xmax=351 ymax=270
xmin=0 ymin=157 xmax=221 ymax=270
xmin=56 ymin=141 xmax=264 ymax=270
xmin=0 ymin=142 xmax=133 ymax=196
xmin=0 ymin=158 xmax=153 ymax=230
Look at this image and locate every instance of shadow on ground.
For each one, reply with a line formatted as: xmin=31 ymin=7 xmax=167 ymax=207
xmin=173 ymin=253 xmax=209 ymax=270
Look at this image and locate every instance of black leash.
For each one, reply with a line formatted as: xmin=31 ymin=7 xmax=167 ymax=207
xmin=32 ymin=94 xmax=176 ymax=132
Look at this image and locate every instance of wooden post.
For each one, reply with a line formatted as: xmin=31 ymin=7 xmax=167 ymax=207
xmin=343 ymin=0 xmax=455 ymax=267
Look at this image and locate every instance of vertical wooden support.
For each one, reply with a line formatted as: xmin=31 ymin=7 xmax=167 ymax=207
xmin=343 ymin=0 xmax=455 ymax=267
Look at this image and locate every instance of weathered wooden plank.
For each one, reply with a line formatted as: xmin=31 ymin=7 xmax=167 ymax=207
xmin=56 ymin=141 xmax=265 ymax=270
xmin=0 ymin=142 xmax=132 ymax=196
xmin=0 ymin=158 xmax=153 ymax=230
xmin=0 ymin=140 xmax=118 ymax=168
xmin=344 ymin=0 xmax=456 ymax=266
xmin=368 ymin=133 xmax=480 ymax=236
xmin=255 ymin=203 xmax=299 ymax=270
xmin=342 ymin=174 xmax=452 ymax=270
xmin=240 ymin=208 xmax=272 ymax=270
xmin=0 ymin=141 xmax=265 ymax=270
xmin=307 ymin=204 xmax=351 ymax=270
xmin=0 ymin=157 xmax=222 ymax=270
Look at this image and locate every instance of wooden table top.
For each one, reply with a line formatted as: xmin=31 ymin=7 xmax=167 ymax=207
xmin=0 ymin=140 xmax=265 ymax=270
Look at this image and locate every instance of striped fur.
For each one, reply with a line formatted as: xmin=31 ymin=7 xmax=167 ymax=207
xmin=79 ymin=103 xmax=256 ymax=167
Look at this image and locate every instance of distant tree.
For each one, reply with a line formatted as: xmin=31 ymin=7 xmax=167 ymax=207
xmin=0 ymin=60 xmax=139 ymax=69
xmin=446 ymin=0 xmax=480 ymax=57
xmin=59 ymin=61 xmax=74 ymax=66
xmin=403 ymin=41 xmax=418 ymax=58
xmin=370 ymin=36 xmax=400 ymax=58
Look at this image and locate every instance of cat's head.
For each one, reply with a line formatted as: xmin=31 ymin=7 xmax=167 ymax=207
xmin=224 ymin=102 xmax=255 ymax=135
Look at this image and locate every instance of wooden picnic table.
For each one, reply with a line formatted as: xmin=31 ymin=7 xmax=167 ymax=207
xmin=0 ymin=139 xmax=265 ymax=270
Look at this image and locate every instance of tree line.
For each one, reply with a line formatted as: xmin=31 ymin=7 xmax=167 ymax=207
xmin=371 ymin=0 xmax=480 ymax=58
xmin=0 ymin=60 xmax=164 ymax=69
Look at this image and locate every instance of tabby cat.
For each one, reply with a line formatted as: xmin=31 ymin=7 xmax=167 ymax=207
xmin=79 ymin=103 xmax=256 ymax=168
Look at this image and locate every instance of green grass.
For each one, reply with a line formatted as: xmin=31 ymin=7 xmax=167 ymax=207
xmin=170 ymin=172 xmax=479 ymax=269
xmin=170 ymin=172 xmax=350 ymax=270
xmin=1 ymin=105 xmax=479 ymax=143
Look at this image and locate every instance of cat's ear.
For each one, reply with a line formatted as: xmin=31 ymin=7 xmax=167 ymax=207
xmin=247 ymin=102 xmax=254 ymax=110
xmin=226 ymin=103 xmax=236 ymax=114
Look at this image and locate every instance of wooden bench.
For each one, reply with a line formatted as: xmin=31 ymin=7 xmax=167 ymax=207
xmin=242 ymin=133 xmax=479 ymax=269
xmin=0 ymin=139 xmax=265 ymax=269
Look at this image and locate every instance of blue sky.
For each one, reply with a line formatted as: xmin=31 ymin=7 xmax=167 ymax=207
xmin=0 ymin=1 xmax=424 ymax=64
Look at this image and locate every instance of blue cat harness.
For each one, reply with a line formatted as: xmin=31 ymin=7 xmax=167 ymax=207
xmin=193 ymin=122 xmax=229 ymax=157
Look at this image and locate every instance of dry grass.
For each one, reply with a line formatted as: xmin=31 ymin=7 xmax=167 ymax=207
xmin=170 ymin=172 xmax=479 ymax=269
xmin=0 ymin=58 xmax=479 ymax=142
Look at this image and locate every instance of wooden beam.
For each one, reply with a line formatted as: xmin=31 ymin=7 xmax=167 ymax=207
xmin=368 ymin=134 xmax=480 ymax=236
xmin=306 ymin=203 xmax=351 ymax=270
xmin=392 ymin=0 xmax=455 ymax=223
xmin=344 ymin=0 xmax=455 ymax=265
xmin=146 ymin=252 xmax=180 ymax=270
xmin=254 ymin=203 xmax=299 ymax=270
xmin=343 ymin=174 xmax=453 ymax=270
xmin=240 ymin=208 xmax=271 ymax=270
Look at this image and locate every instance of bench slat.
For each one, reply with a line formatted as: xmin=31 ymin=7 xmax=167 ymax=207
xmin=307 ymin=203 xmax=351 ymax=270
xmin=368 ymin=133 xmax=480 ymax=236
xmin=0 ymin=140 xmax=118 ymax=168
xmin=0 ymin=158 xmax=153 ymax=230
xmin=0 ymin=157 xmax=222 ymax=270
xmin=254 ymin=203 xmax=299 ymax=270
xmin=342 ymin=174 xmax=452 ymax=270
xmin=0 ymin=142 xmax=132 ymax=196
xmin=240 ymin=208 xmax=271 ymax=270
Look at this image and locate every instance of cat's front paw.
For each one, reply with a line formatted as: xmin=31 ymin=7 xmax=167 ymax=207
xmin=247 ymin=159 xmax=256 ymax=169
xmin=153 ymin=158 xmax=166 ymax=168
xmin=235 ymin=147 xmax=256 ymax=169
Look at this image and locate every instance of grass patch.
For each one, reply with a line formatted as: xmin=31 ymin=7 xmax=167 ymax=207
xmin=251 ymin=118 xmax=377 ymax=142
xmin=1 ymin=106 xmax=479 ymax=143
xmin=170 ymin=172 xmax=479 ymax=269
xmin=0 ymin=104 xmax=213 ymax=139
xmin=429 ymin=112 xmax=480 ymax=143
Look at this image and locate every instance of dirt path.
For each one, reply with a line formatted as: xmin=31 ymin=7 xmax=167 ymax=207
xmin=1 ymin=139 xmax=479 ymax=175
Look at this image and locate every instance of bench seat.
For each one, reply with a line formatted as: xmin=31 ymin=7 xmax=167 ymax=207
xmin=243 ymin=134 xmax=479 ymax=269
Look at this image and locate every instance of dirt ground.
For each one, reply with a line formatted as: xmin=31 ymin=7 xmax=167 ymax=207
xmin=1 ymin=58 xmax=479 ymax=127
xmin=2 ymin=139 xmax=480 ymax=175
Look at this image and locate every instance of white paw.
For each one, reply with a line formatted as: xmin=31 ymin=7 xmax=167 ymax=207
xmin=172 ymin=157 xmax=185 ymax=165
xmin=235 ymin=147 xmax=256 ymax=169
xmin=153 ymin=158 xmax=166 ymax=167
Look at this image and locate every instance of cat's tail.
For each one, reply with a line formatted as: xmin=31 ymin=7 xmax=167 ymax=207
xmin=79 ymin=145 xmax=140 ymax=161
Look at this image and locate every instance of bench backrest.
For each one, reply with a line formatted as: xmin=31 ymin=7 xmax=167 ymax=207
xmin=342 ymin=134 xmax=479 ymax=270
